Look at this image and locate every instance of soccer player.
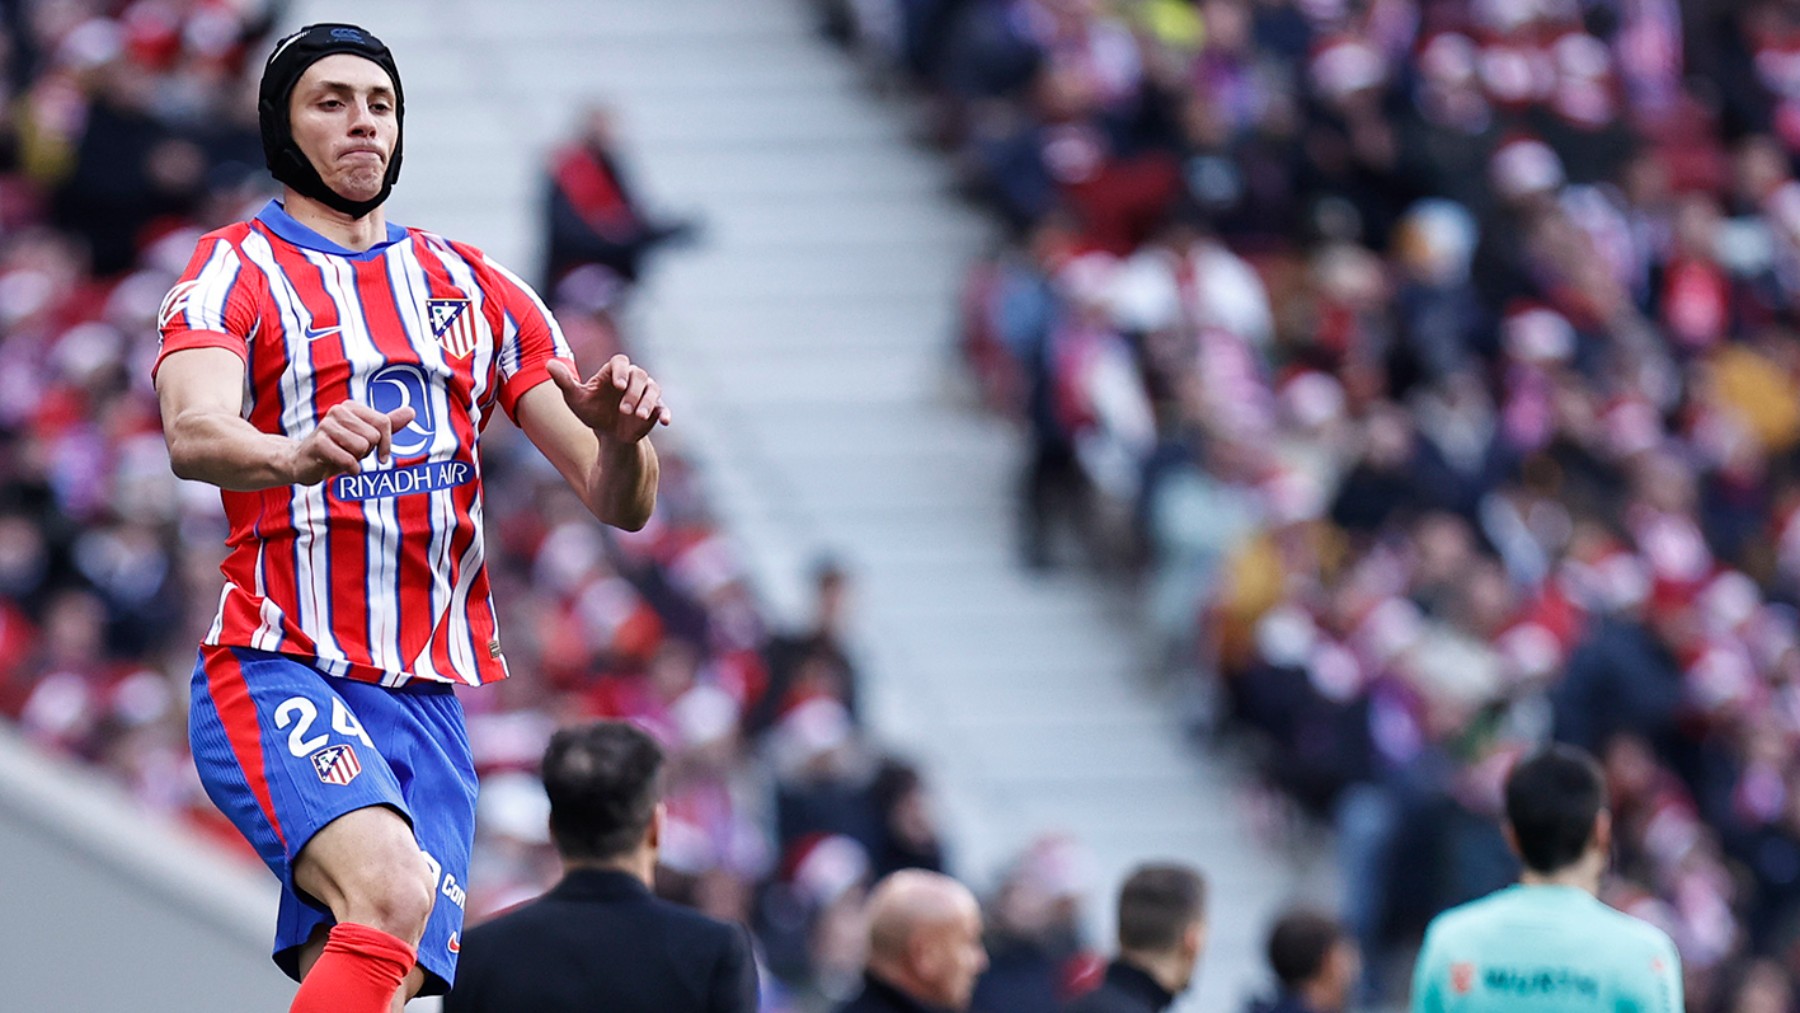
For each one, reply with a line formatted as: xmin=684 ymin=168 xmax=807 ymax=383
xmin=153 ymin=23 xmax=669 ymax=1013
xmin=1409 ymin=745 xmax=1683 ymax=1013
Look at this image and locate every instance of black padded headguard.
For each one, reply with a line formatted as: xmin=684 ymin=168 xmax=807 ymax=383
xmin=258 ymin=23 xmax=404 ymax=219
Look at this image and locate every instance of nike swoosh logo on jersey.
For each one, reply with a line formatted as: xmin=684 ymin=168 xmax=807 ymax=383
xmin=305 ymin=326 xmax=343 ymax=341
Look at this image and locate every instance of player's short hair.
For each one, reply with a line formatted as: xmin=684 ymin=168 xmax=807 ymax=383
xmin=1504 ymin=744 xmax=1607 ymax=874
xmin=1117 ymin=862 xmax=1206 ymax=953
xmin=1266 ymin=909 xmax=1345 ymax=988
xmin=542 ymin=720 xmax=664 ymax=861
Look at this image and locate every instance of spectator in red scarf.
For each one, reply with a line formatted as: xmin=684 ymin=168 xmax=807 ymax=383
xmin=543 ymin=104 xmax=696 ymax=298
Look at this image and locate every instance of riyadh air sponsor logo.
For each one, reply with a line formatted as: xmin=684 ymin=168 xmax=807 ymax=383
xmin=367 ymin=363 xmax=437 ymax=458
xmin=310 ymin=744 xmax=362 ymax=785
xmin=333 ymin=460 xmax=473 ymax=501
xmin=427 ymin=298 xmax=479 ymax=359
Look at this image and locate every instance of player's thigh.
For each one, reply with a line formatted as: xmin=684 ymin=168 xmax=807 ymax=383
xmin=293 ymin=803 xmax=436 ymax=935
xmin=189 ymin=647 xmax=408 ymax=875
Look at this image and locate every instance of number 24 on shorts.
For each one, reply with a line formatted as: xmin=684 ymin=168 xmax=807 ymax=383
xmin=274 ymin=694 xmax=375 ymax=757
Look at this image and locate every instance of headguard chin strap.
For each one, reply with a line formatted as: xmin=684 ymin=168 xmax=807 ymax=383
xmin=258 ymin=23 xmax=404 ymax=219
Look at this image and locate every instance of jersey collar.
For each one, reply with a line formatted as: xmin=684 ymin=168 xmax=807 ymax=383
xmin=256 ymin=199 xmax=408 ymax=260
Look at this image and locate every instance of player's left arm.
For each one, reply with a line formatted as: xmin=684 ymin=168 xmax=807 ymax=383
xmin=516 ymin=354 xmax=669 ymax=531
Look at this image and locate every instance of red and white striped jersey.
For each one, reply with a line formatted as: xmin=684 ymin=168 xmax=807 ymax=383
xmin=155 ymin=200 xmax=574 ymax=687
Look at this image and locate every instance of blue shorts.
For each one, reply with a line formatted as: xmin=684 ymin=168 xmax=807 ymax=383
xmin=188 ymin=646 xmax=477 ymax=996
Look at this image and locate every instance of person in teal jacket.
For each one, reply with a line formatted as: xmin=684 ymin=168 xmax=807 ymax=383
xmin=1410 ymin=745 xmax=1682 ymax=1013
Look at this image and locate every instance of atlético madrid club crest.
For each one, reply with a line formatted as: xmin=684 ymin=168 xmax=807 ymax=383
xmin=427 ymin=298 xmax=479 ymax=359
xmin=310 ymin=744 xmax=363 ymax=786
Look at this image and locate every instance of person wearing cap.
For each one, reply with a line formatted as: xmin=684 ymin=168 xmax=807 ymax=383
xmin=445 ymin=721 xmax=758 ymax=1013
xmin=1409 ymin=745 xmax=1683 ymax=1012
xmin=155 ymin=22 xmax=669 ymax=1013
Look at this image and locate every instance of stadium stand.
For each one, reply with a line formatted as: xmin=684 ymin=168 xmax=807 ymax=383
xmin=34 ymin=0 xmax=1800 ymax=1011
xmin=815 ymin=0 xmax=1800 ymax=1006
xmin=0 ymin=3 xmax=977 ymax=1011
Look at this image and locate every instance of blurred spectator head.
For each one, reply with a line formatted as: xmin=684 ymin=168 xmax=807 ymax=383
xmin=811 ymin=555 xmax=851 ymax=633
xmin=865 ymin=869 xmax=989 ymax=1010
xmin=1491 ymin=137 xmax=1565 ymax=207
xmin=1310 ymin=37 xmax=1387 ymax=112
xmin=579 ymin=102 xmax=618 ymax=151
xmin=989 ymin=834 xmax=1091 ymax=948
xmin=42 ymin=588 xmax=106 ymax=669
xmin=1395 ymin=200 xmax=1479 ymax=286
xmin=1503 ymin=744 xmax=1609 ymax=877
xmin=1115 ymin=861 xmax=1207 ymax=994
xmin=1361 ymin=404 xmax=1416 ymax=471
xmin=1735 ymin=135 xmax=1791 ymax=206
xmin=1266 ymin=908 xmax=1359 ymax=1013
xmin=872 ymin=759 xmax=944 ymax=874
xmin=541 ymin=719 xmax=665 ymax=876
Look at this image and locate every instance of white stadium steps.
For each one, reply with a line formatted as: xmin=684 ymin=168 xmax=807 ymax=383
xmin=0 ymin=725 xmax=291 ymax=1012
xmin=323 ymin=0 xmax=1328 ymax=1008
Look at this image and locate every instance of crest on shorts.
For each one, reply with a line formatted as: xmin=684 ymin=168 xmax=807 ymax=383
xmin=310 ymin=744 xmax=363 ymax=786
xmin=427 ymin=298 xmax=478 ymax=359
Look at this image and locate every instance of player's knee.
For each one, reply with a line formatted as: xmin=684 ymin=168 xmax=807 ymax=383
xmin=345 ymin=849 xmax=436 ymax=941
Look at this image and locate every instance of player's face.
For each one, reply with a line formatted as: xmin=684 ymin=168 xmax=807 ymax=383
xmin=288 ymin=54 xmax=398 ymax=204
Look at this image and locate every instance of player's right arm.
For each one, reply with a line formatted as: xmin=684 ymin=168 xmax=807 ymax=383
xmin=155 ymin=235 xmax=411 ymax=491
xmin=156 ymin=346 xmax=412 ymax=490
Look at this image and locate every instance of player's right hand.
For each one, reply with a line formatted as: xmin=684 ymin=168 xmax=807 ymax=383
xmin=286 ymin=401 xmax=416 ymax=486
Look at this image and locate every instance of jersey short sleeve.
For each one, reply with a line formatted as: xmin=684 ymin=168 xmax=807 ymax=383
xmin=480 ymin=255 xmax=574 ymax=423
xmin=154 ymin=233 xmax=262 ymax=382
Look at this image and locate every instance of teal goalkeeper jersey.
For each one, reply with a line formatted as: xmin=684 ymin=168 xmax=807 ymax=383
xmin=1410 ymin=885 xmax=1683 ymax=1013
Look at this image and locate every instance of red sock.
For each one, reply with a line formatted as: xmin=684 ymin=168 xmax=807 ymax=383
xmin=291 ymin=923 xmax=416 ymax=1013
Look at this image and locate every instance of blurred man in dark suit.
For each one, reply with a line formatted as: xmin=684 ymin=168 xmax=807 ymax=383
xmin=1063 ymin=863 xmax=1207 ymax=1013
xmin=838 ymin=869 xmax=989 ymax=1013
xmin=445 ymin=720 xmax=758 ymax=1013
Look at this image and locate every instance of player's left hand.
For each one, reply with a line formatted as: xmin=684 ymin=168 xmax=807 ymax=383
xmin=547 ymin=355 xmax=671 ymax=444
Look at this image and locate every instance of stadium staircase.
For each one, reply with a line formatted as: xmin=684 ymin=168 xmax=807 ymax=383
xmin=0 ymin=724 xmax=291 ymax=1010
xmin=359 ymin=0 xmax=1324 ymax=1007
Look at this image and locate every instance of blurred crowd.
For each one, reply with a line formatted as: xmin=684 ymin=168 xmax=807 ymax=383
xmin=0 ymin=4 xmax=982 ymax=1012
xmin=40 ymin=0 xmax=1800 ymax=1010
xmin=818 ymin=0 xmax=1800 ymax=1006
